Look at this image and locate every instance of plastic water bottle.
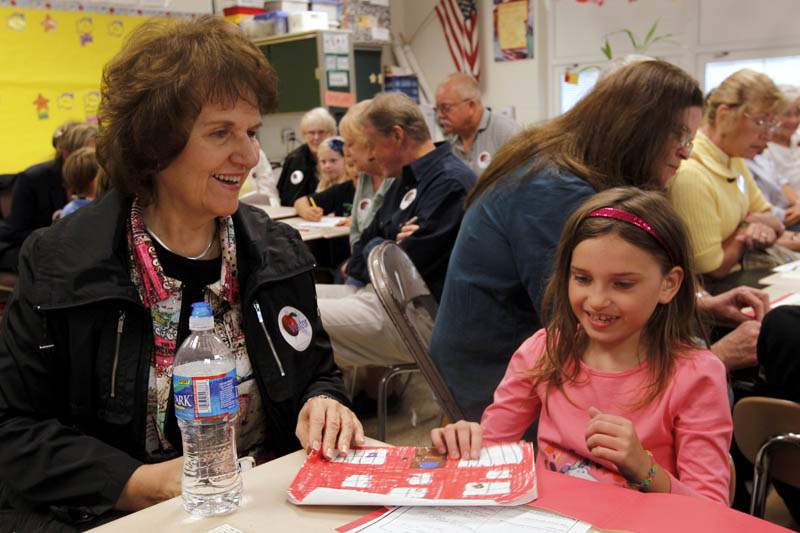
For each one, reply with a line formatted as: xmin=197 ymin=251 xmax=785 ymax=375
xmin=173 ymin=302 xmax=241 ymax=516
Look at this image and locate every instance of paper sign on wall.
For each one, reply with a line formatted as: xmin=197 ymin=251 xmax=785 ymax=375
xmin=324 ymin=91 xmax=355 ymax=108
xmin=322 ymin=32 xmax=349 ymax=54
xmin=327 ymin=70 xmax=349 ymax=88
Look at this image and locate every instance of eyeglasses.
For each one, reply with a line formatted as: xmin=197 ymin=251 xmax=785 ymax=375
xmin=674 ymin=127 xmax=694 ymax=151
xmin=433 ymin=99 xmax=472 ymax=115
xmin=744 ymin=113 xmax=781 ymax=132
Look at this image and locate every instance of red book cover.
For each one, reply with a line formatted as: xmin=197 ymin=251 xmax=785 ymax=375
xmin=288 ymin=443 xmax=538 ymax=506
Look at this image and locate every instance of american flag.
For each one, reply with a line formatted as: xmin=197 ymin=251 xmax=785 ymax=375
xmin=435 ymin=0 xmax=480 ymax=79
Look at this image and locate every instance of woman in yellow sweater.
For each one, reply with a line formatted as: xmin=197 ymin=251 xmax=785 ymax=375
xmin=668 ymin=69 xmax=794 ymax=279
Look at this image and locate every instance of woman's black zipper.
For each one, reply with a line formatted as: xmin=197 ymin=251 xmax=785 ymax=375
xmin=253 ymin=301 xmax=286 ymax=377
xmin=110 ymin=310 xmax=126 ymax=398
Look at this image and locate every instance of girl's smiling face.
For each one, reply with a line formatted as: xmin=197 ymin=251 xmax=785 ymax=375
xmin=568 ymin=233 xmax=682 ymax=356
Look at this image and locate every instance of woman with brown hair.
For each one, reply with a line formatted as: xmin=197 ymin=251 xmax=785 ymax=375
xmin=431 ymin=60 xmax=766 ymax=423
xmin=0 ymin=16 xmax=361 ymax=531
xmin=668 ymin=69 xmax=793 ymax=279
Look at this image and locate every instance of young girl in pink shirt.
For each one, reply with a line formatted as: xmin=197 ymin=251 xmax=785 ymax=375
xmin=432 ymin=187 xmax=732 ymax=504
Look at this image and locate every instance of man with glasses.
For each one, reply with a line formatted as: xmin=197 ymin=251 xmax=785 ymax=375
xmin=435 ymin=73 xmax=521 ymax=176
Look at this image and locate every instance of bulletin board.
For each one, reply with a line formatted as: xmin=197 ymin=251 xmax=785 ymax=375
xmin=0 ymin=6 xmax=153 ymax=173
xmin=259 ymin=37 xmax=321 ymax=114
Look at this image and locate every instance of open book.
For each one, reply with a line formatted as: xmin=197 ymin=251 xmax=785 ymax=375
xmin=288 ymin=443 xmax=538 ymax=506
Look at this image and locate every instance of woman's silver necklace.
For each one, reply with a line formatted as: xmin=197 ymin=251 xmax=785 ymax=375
xmin=146 ymin=225 xmax=216 ymax=260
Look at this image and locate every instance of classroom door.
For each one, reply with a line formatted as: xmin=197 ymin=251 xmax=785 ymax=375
xmin=354 ymin=48 xmax=382 ymax=102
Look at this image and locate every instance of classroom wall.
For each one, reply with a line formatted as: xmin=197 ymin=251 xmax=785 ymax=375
xmin=390 ymin=0 xmax=547 ymax=127
xmin=390 ymin=0 xmax=800 ymax=124
xmin=1 ymin=0 xmax=213 ymax=174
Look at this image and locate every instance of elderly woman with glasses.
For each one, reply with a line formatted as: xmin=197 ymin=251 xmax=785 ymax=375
xmin=668 ymin=69 xmax=797 ymax=279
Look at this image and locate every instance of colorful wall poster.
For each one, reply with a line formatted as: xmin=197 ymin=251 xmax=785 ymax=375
xmin=1 ymin=6 xmax=161 ymax=173
xmin=493 ymin=0 xmax=534 ymax=62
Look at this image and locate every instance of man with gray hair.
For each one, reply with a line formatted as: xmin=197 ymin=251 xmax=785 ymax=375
xmin=317 ymin=92 xmax=476 ymax=378
xmin=435 ymin=72 xmax=521 ymax=175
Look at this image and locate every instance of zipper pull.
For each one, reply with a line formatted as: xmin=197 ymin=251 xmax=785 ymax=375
xmin=253 ymin=302 xmax=286 ymax=377
xmin=110 ymin=310 xmax=126 ymax=399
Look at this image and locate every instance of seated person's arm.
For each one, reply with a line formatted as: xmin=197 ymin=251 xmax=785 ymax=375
xmin=394 ymin=180 xmax=470 ymax=280
xmin=293 ymin=296 xmax=363 ymax=458
xmin=669 ymin=356 xmax=732 ymax=504
xmin=116 ymin=459 xmax=182 ymax=511
xmin=310 ymin=181 xmax=356 ymax=217
xmin=782 ymin=183 xmax=799 ymax=205
xmin=746 ymin=210 xmax=784 ymax=235
xmin=705 ymin=231 xmax=747 ymax=279
xmin=347 ymin=205 xmax=384 ymax=284
xmin=0 ymin=237 xmax=148 ymax=520
xmin=293 ymin=196 xmax=323 ymax=221
xmin=708 ymin=320 xmax=759 ymax=370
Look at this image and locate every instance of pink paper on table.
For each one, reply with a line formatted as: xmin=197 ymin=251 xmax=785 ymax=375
xmin=530 ymin=469 xmax=792 ymax=533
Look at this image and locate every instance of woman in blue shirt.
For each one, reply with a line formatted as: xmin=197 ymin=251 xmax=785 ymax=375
xmin=430 ymin=60 xmax=707 ymax=422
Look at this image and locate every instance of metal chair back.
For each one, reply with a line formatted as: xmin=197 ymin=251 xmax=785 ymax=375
xmin=368 ymin=242 xmax=464 ymax=422
xmin=733 ymin=396 xmax=800 ymax=517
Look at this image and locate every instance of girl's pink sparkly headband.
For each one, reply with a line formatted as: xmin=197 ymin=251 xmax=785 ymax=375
xmin=586 ymin=207 xmax=672 ymax=261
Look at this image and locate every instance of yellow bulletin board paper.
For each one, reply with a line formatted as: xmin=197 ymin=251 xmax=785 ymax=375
xmin=496 ymin=1 xmax=527 ymax=50
xmin=0 ymin=7 xmax=153 ymax=173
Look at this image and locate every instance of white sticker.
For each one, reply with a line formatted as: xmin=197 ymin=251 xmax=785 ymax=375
xmin=290 ymin=170 xmax=304 ymax=185
xmin=736 ymin=174 xmax=746 ymax=194
xmin=399 ymin=188 xmax=417 ymax=210
xmin=278 ymin=306 xmax=312 ymax=352
xmin=477 ymin=150 xmax=492 ymax=170
xmin=357 ymin=197 xmax=372 ymax=217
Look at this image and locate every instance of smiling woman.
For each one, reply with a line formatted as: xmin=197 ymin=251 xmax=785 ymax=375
xmin=0 ymin=15 xmax=363 ymax=530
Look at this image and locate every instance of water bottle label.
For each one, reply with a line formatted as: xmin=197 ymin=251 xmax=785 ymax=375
xmin=173 ymin=368 xmax=239 ymax=421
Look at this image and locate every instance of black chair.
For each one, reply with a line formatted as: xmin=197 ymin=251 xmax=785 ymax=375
xmin=367 ymin=242 xmax=464 ymax=441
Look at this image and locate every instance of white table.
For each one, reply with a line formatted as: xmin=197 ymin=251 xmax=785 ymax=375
xmin=280 ymin=216 xmax=351 ymax=242
xmin=89 ymin=449 xmax=372 ymax=533
xmin=249 ymin=204 xmax=297 ymax=220
xmin=88 ymin=448 xmax=610 ymax=533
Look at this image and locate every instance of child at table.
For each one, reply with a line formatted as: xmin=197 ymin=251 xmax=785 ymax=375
xmin=295 ymin=137 xmax=356 ymax=221
xmin=58 ymin=146 xmax=98 ymax=218
xmin=431 ymin=188 xmax=732 ymax=505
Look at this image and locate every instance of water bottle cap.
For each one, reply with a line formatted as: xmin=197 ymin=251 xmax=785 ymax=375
xmin=191 ymin=302 xmax=213 ymax=317
xmin=189 ymin=302 xmax=214 ymax=330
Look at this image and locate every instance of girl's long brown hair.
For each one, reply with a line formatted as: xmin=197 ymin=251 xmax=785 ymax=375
xmin=535 ymin=187 xmax=699 ymax=407
xmin=467 ymin=61 xmax=703 ymax=206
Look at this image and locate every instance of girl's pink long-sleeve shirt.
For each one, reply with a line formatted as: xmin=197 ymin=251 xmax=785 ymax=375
xmin=481 ymin=329 xmax=732 ymax=505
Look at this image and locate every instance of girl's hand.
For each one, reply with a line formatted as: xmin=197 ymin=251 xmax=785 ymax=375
xmin=431 ymin=420 xmax=482 ymax=460
xmin=294 ymin=197 xmax=324 ymax=221
xmin=336 ymin=216 xmax=351 ymax=227
xmin=585 ymin=407 xmax=650 ymax=482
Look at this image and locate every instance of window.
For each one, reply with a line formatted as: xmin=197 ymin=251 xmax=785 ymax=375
xmin=559 ymin=67 xmax=600 ymax=114
xmin=705 ymin=55 xmax=800 ymax=91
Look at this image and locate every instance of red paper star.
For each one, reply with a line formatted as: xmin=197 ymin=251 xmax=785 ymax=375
xmin=33 ymin=93 xmax=49 ymax=111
